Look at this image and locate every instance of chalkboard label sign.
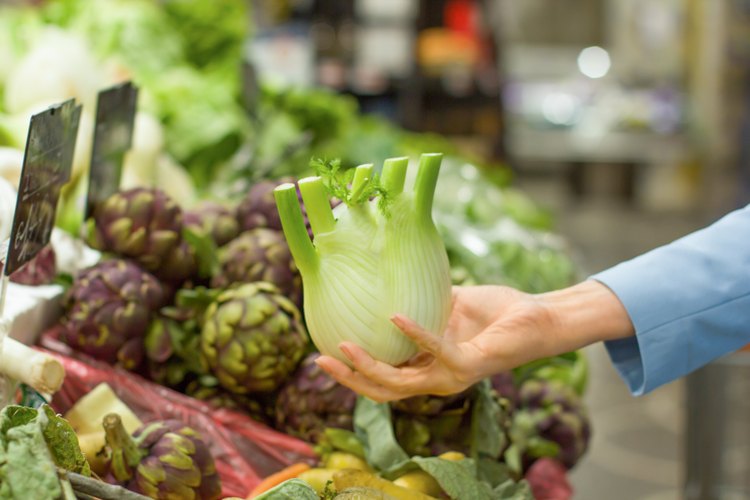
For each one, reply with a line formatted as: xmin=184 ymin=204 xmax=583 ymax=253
xmin=4 ymin=99 xmax=81 ymax=276
xmin=85 ymin=81 xmax=138 ymax=219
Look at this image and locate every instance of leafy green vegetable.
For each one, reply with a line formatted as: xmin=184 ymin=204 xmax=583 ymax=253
xmin=40 ymin=406 xmax=91 ymax=477
xmin=252 ymin=478 xmax=319 ymax=500
xmin=0 ymin=405 xmax=90 ymax=499
xmin=353 ymin=398 xmax=409 ymax=472
xmin=353 ymin=395 xmax=534 ymax=500
xmin=470 ymin=380 xmax=505 ymax=460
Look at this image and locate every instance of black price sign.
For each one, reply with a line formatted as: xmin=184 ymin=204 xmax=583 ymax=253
xmin=5 ymin=99 xmax=81 ymax=276
xmin=85 ymin=81 xmax=138 ymax=219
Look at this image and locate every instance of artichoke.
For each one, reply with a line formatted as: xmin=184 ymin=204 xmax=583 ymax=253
xmin=489 ymin=371 xmax=520 ymax=410
xmin=104 ymin=413 xmax=221 ymax=500
xmin=512 ymin=379 xmax=591 ymax=470
xmin=274 ymin=352 xmax=357 ymax=443
xmin=392 ymin=390 xmax=473 ymax=457
xmin=236 ymin=178 xmax=291 ymax=232
xmin=236 ymin=178 xmax=338 ymax=237
xmin=184 ymin=201 xmax=240 ymax=248
xmin=145 ymin=287 xmax=220 ymax=389
xmin=6 ymin=244 xmax=57 ymax=286
xmin=186 ymin=380 xmax=275 ymax=424
xmin=210 ymin=229 xmax=301 ymax=307
xmin=200 ymin=282 xmax=309 ymax=394
xmin=60 ymin=259 xmax=164 ymax=369
xmin=86 ymin=187 xmax=183 ymax=274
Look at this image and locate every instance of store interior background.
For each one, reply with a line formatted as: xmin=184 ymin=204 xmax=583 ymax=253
xmin=250 ymin=1 xmax=750 ymax=499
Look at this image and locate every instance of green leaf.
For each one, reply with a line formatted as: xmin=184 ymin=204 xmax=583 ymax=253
xmin=477 ymin=458 xmax=514 ymax=488
xmin=252 ymin=478 xmax=319 ymax=499
xmin=411 ymin=457 xmax=491 ymax=500
xmin=40 ymin=406 xmax=91 ymax=477
xmin=492 ymin=479 xmax=534 ymax=500
xmin=182 ymin=226 xmax=219 ymax=278
xmin=470 ymin=379 xmax=505 ymax=460
xmin=1 ymin=412 xmax=62 ymax=499
xmin=353 ymin=397 xmax=409 ymax=472
xmin=0 ymin=406 xmax=38 ymax=435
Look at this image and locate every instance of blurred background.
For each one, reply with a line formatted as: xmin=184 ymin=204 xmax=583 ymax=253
xmin=250 ymin=1 xmax=750 ymax=498
xmin=1 ymin=0 xmax=749 ymax=498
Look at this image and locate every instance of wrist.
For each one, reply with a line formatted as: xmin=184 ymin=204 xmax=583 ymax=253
xmin=537 ymin=280 xmax=635 ymax=354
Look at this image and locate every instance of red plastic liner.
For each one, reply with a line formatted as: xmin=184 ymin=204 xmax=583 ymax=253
xmin=39 ymin=331 xmax=317 ymax=498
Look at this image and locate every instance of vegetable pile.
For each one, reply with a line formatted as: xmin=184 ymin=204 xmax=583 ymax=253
xmin=0 ymin=1 xmax=592 ymax=498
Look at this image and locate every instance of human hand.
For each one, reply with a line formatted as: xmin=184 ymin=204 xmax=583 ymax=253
xmin=315 ymin=281 xmax=633 ymax=402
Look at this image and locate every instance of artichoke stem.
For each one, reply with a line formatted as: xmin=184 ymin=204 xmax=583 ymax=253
xmin=298 ymin=177 xmax=335 ymax=236
xmin=274 ymin=183 xmax=318 ymax=274
xmin=381 ymin=157 xmax=409 ymax=196
xmin=103 ymin=413 xmax=143 ymax=482
xmin=414 ymin=153 xmax=443 ymax=219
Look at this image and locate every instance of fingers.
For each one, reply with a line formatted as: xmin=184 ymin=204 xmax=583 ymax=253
xmin=391 ymin=314 xmax=444 ymax=357
xmin=338 ymin=342 xmax=407 ymax=387
xmin=314 ymin=355 xmax=406 ymax=403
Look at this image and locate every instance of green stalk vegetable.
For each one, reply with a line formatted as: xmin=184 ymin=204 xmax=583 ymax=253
xmin=274 ymin=153 xmax=452 ymax=366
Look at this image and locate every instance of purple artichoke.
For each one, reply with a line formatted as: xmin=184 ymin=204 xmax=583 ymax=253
xmin=236 ymin=178 xmax=338 ymax=238
xmin=392 ymin=389 xmax=473 ymax=457
xmin=274 ymin=353 xmax=357 ymax=443
xmin=489 ymin=371 xmax=519 ymax=410
xmin=236 ymin=178 xmax=291 ymax=232
xmin=104 ymin=413 xmax=221 ymax=500
xmin=186 ymin=380 xmax=275 ymax=424
xmin=7 ymin=244 xmax=57 ymax=286
xmin=60 ymin=259 xmax=164 ymax=369
xmin=210 ymin=229 xmax=301 ymax=307
xmin=200 ymin=282 xmax=309 ymax=394
xmin=86 ymin=188 xmax=183 ymax=275
xmin=184 ymin=201 xmax=240 ymax=248
xmin=515 ymin=379 xmax=591 ymax=470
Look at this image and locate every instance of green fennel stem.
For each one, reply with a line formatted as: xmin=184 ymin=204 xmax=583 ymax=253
xmin=274 ymin=183 xmax=319 ymax=274
xmin=413 ymin=153 xmax=443 ymax=219
xmin=381 ymin=157 xmax=408 ymax=195
xmin=350 ymin=164 xmax=374 ymax=203
xmin=298 ymin=177 xmax=335 ymax=235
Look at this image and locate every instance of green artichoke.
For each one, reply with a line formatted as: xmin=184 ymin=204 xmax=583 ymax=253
xmin=184 ymin=201 xmax=241 ymax=248
xmin=86 ymin=187 xmax=183 ymax=274
xmin=210 ymin=229 xmax=301 ymax=307
xmin=274 ymin=353 xmax=357 ymax=443
xmin=60 ymin=259 xmax=164 ymax=369
xmin=200 ymin=282 xmax=309 ymax=394
xmin=103 ymin=413 xmax=221 ymax=500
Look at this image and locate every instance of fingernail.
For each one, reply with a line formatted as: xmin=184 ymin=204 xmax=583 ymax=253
xmin=339 ymin=343 xmax=353 ymax=359
xmin=391 ymin=314 xmax=404 ymax=324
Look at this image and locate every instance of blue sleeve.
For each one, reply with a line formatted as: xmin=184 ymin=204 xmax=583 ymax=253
xmin=590 ymin=204 xmax=750 ymax=395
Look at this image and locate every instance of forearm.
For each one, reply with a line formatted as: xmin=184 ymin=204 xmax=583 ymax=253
xmin=537 ymin=280 xmax=635 ymax=355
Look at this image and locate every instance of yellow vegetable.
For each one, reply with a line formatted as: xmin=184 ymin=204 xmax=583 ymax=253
xmin=333 ymin=469 xmax=437 ymax=500
xmin=438 ymin=451 xmax=466 ymax=461
xmin=296 ymin=468 xmax=336 ymax=495
xmin=325 ymin=452 xmax=373 ymax=472
xmin=393 ymin=470 xmax=442 ymax=497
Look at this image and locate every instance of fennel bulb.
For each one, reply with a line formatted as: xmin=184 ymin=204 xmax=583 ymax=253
xmin=274 ymin=153 xmax=452 ymax=366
